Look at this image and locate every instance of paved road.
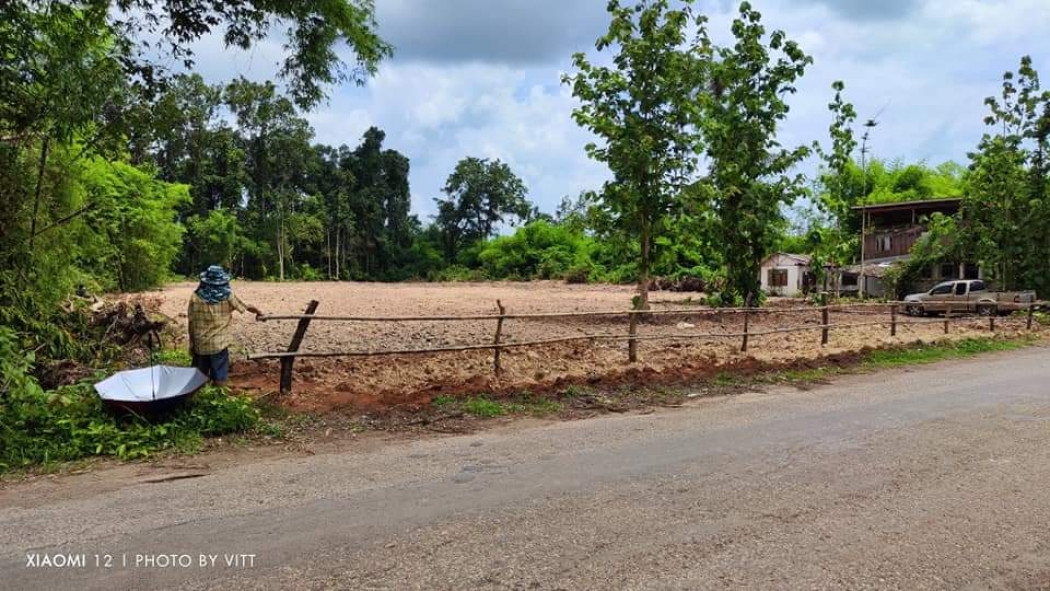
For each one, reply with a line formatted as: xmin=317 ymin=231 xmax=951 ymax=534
xmin=4 ymin=347 xmax=1050 ymax=590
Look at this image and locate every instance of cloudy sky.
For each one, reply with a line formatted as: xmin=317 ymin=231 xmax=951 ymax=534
xmin=190 ymin=0 xmax=1050 ymax=220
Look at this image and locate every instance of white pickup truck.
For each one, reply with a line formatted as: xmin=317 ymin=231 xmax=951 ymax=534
xmin=903 ymin=279 xmax=1036 ymax=317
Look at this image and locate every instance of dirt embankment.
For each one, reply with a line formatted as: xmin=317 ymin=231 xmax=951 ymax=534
xmin=139 ymin=281 xmax=1040 ymax=413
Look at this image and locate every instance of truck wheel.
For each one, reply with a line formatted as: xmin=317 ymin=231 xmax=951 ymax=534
xmin=977 ymin=304 xmax=997 ymax=317
xmin=906 ymin=304 xmax=924 ymax=317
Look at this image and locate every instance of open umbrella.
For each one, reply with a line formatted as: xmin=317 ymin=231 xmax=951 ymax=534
xmin=94 ymin=365 xmax=208 ymax=415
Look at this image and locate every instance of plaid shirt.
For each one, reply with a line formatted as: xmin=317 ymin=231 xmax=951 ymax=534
xmin=188 ymin=293 xmax=247 ymax=355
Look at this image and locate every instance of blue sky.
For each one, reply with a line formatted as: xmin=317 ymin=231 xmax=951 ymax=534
xmin=188 ymin=0 xmax=1050 ymax=220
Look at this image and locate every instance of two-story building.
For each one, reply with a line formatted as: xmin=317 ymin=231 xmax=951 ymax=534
xmin=846 ymin=197 xmax=977 ymax=297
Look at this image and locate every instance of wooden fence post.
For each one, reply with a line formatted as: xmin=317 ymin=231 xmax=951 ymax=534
xmin=1028 ymin=303 xmax=1035 ymax=330
xmin=821 ymin=300 xmax=830 ymax=346
xmin=890 ymin=304 xmax=898 ymax=337
xmin=944 ymin=303 xmax=951 ymax=335
xmin=989 ymin=314 xmax=995 ymax=332
xmin=493 ymin=300 xmax=506 ymax=376
xmin=628 ymin=312 xmax=639 ymax=363
xmin=741 ymin=307 xmax=750 ymax=353
xmin=280 ymin=300 xmax=319 ymax=394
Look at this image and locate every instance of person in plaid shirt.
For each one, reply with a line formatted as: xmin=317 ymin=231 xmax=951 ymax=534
xmin=188 ymin=265 xmax=264 ymax=386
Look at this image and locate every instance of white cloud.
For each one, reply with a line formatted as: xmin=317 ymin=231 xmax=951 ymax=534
xmin=178 ymin=0 xmax=1050 ymax=220
xmin=305 ymin=62 xmax=607 ymax=218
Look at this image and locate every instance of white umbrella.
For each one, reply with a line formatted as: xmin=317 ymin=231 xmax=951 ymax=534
xmin=95 ymin=366 xmax=208 ymax=413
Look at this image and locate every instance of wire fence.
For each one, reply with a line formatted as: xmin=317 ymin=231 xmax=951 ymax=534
xmin=249 ymin=299 xmax=1046 ymax=393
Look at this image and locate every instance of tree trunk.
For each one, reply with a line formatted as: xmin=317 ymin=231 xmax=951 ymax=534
xmin=335 ymin=226 xmax=341 ymax=280
xmin=29 ymin=137 xmax=51 ymax=250
xmin=637 ymin=217 xmax=651 ymax=311
xmin=277 ymin=217 xmax=285 ymax=281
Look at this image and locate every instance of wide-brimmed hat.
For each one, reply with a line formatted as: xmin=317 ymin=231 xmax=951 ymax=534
xmin=199 ymin=265 xmax=230 ymax=286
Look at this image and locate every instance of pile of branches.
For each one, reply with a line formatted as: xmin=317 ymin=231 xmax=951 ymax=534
xmin=90 ymin=301 xmax=167 ymax=347
xmin=648 ymin=276 xmax=708 ymax=293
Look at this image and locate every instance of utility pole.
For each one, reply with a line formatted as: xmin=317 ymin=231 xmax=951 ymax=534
xmin=858 ymin=118 xmax=878 ymax=299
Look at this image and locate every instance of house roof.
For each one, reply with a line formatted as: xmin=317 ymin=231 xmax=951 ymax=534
xmin=843 ymin=254 xmax=911 ymax=278
xmin=851 ymin=197 xmax=962 ymax=214
xmin=762 ymin=252 xmax=812 ymax=266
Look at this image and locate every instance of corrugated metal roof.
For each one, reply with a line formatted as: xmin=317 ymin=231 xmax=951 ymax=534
xmin=851 ymin=197 xmax=962 ymax=212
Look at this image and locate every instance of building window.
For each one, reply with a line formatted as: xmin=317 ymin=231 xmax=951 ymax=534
xmin=876 ymin=235 xmax=893 ymax=253
xmin=841 ymin=274 xmax=858 ymax=287
xmin=964 ymin=263 xmax=979 ymax=279
xmin=768 ymin=268 xmax=788 ymax=287
xmin=940 ymin=263 xmax=957 ymax=279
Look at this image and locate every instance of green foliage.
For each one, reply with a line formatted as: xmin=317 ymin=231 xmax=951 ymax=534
xmin=154 ymin=347 xmax=192 ymax=367
xmin=477 ymin=220 xmax=595 ymax=281
xmin=185 ymin=210 xmax=244 ymax=271
xmin=74 ymin=157 xmax=190 ymax=291
xmin=428 ymin=264 xmax=484 ymax=282
xmin=434 ymin=157 xmax=532 ymax=262
xmin=0 ymin=373 xmax=265 ymax=472
xmin=962 ymin=56 xmax=1050 ymax=295
xmin=704 ymin=2 xmax=813 ymax=305
xmin=882 ymin=213 xmax=961 ymax=298
xmin=1 ymin=0 xmax=389 ymax=116
xmin=564 ymin=0 xmax=709 ymax=309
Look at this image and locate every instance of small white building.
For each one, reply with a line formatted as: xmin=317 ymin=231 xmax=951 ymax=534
xmin=760 ymin=253 xmax=813 ymax=297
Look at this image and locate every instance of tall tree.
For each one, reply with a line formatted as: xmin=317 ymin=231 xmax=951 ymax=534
xmin=224 ymin=78 xmax=313 ymax=280
xmin=434 ymin=157 xmax=531 ymax=261
xmin=816 ymin=81 xmax=859 ymax=229
xmin=965 ymin=56 xmax=1050 ymax=294
xmin=702 ymin=1 xmax=812 ymax=304
xmin=563 ymin=0 xmax=708 ymax=309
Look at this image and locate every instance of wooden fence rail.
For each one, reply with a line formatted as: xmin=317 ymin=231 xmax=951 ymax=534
xmin=251 ymin=299 xmax=1044 ymax=393
xmin=256 ymin=301 xmax=929 ymax=323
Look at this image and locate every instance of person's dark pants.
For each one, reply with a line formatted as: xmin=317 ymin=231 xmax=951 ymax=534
xmin=192 ymin=348 xmax=230 ymax=383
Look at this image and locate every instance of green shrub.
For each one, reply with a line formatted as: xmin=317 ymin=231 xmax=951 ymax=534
xmin=0 ymin=368 xmax=265 ymax=473
xmin=477 ymin=220 xmax=596 ymax=281
xmin=430 ymin=264 xmax=487 ymax=282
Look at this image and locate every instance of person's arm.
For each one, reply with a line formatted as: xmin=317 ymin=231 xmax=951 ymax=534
xmin=231 ymin=294 xmax=264 ymax=320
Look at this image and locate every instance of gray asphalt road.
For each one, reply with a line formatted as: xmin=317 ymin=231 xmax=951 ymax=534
xmin=4 ymin=347 xmax=1050 ymax=590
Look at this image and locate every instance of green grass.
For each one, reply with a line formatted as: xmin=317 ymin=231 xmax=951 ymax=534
xmin=430 ymin=393 xmax=564 ymax=418
xmin=153 ymin=347 xmax=191 ymax=367
xmin=712 ymin=372 xmax=743 ymax=386
xmin=462 ymin=397 xmax=507 ymax=418
xmin=774 ymin=366 xmax=846 ymax=383
xmin=763 ymin=336 xmax=1037 ymax=387
xmin=862 ymin=337 xmax=1033 ymax=368
xmin=431 ymin=395 xmax=456 ymax=407
xmin=0 ymin=381 xmax=277 ymax=475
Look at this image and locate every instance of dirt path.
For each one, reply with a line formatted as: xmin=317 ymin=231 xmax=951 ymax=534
xmin=139 ymin=281 xmax=1039 ymax=411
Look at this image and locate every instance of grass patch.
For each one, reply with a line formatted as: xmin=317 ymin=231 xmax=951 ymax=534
xmin=862 ymin=337 xmax=1033 ymax=369
xmin=0 ymin=379 xmax=278 ymax=474
xmin=431 ymin=393 xmax=564 ymax=418
xmin=153 ymin=347 xmax=192 ymax=367
xmin=461 ymin=396 xmax=506 ymax=418
xmin=758 ymin=335 xmax=1039 ymax=388
xmin=712 ymin=372 xmax=743 ymax=386
xmin=431 ymin=395 xmax=456 ymax=407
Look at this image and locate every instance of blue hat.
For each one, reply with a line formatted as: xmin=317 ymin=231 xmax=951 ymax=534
xmin=199 ymin=265 xmax=230 ymax=287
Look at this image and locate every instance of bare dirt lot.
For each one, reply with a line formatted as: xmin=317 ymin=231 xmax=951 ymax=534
xmin=141 ymin=280 xmax=1037 ymax=412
